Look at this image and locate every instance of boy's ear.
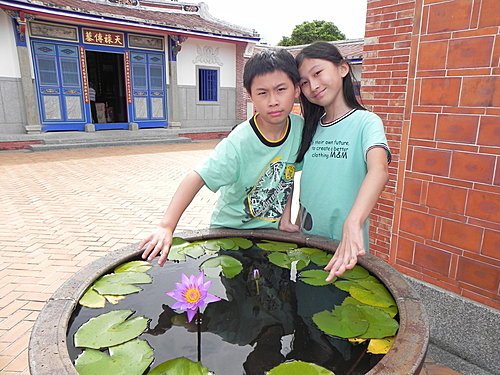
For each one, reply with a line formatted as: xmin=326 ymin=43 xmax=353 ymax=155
xmin=294 ymin=84 xmax=300 ymax=98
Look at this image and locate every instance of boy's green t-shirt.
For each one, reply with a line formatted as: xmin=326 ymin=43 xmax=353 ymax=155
xmin=196 ymin=113 xmax=303 ymax=229
xmin=299 ymin=109 xmax=391 ymax=250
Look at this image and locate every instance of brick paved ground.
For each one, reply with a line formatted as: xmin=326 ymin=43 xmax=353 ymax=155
xmin=0 ymin=142 xmax=460 ymax=375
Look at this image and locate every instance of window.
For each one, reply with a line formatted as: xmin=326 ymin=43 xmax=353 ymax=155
xmin=198 ymin=68 xmax=218 ymax=102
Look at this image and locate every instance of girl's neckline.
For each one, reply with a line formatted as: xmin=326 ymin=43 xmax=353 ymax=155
xmin=320 ymin=108 xmax=357 ymax=127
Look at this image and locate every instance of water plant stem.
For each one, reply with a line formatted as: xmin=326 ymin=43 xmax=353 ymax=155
xmin=197 ymin=309 xmax=201 ymax=362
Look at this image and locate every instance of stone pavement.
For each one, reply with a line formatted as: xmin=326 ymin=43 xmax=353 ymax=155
xmin=0 ymin=142 xmax=460 ymax=375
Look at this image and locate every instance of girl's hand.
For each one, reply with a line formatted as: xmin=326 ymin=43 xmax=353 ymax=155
xmin=324 ymin=221 xmax=365 ymax=281
xmin=139 ymin=226 xmax=173 ymax=267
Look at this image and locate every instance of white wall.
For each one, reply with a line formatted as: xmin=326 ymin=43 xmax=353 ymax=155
xmin=176 ymin=38 xmax=235 ymax=87
xmin=0 ymin=11 xmax=21 ymax=78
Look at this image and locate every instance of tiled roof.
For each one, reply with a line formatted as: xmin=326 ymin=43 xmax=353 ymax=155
xmin=282 ymin=39 xmax=364 ymax=61
xmin=1 ymin=0 xmax=260 ymax=41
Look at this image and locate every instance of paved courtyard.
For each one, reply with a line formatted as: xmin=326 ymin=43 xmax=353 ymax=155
xmin=0 ymin=142 xmax=219 ymax=374
xmin=0 ymin=141 xmax=460 ymax=375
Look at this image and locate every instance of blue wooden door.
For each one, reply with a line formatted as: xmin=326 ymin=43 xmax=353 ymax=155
xmin=130 ymin=52 xmax=167 ymax=128
xmin=32 ymin=41 xmax=86 ymax=131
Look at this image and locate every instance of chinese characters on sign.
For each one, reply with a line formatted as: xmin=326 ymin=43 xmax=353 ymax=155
xmin=80 ymin=47 xmax=89 ymax=103
xmin=82 ymin=28 xmax=124 ymax=47
xmin=124 ymin=52 xmax=132 ymax=104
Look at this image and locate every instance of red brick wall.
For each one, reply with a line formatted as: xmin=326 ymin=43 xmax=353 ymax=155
xmin=364 ymin=0 xmax=499 ymax=309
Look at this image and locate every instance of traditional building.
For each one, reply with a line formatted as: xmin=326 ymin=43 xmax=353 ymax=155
xmin=0 ymin=0 xmax=260 ymax=134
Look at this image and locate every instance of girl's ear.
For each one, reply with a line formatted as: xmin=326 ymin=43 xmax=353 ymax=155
xmin=294 ymin=84 xmax=300 ymax=99
xmin=339 ymin=62 xmax=350 ymax=78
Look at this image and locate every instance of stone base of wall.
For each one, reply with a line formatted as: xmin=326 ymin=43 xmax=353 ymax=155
xmin=405 ymin=277 xmax=499 ymax=375
xmin=0 ymin=77 xmax=27 ymax=134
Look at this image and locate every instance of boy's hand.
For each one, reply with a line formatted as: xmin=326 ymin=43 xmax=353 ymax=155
xmin=324 ymin=222 xmax=365 ymax=281
xmin=139 ymin=226 xmax=173 ymax=267
xmin=279 ymin=219 xmax=300 ymax=233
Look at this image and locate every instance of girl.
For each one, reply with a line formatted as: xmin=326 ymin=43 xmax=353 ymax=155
xmin=295 ymin=41 xmax=391 ymax=281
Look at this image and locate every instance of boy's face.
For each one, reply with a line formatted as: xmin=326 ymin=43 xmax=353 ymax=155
xmin=249 ymin=71 xmax=299 ymax=129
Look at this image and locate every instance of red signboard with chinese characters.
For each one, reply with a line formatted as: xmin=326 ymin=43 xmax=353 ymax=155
xmin=82 ymin=28 xmax=124 ymax=47
xmin=124 ymin=52 xmax=132 ymax=104
xmin=80 ymin=47 xmax=89 ymax=103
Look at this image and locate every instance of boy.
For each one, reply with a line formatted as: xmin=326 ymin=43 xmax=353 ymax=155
xmin=140 ymin=48 xmax=303 ymax=266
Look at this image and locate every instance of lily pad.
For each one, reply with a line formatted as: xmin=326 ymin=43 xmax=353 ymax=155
xmin=367 ymin=336 xmax=395 ymax=354
xmin=350 ymin=279 xmax=396 ymax=308
xmin=256 ymin=240 xmax=297 ymax=252
xmin=227 ymin=237 xmax=253 ymax=249
xmin=268 ymin=252 xmax=309 ymax=271
xmin=75 ymin=338 xmax=153 ymax=375
xmin=167 ymin=237 xmax=190 ymax=261
xmin=148 ymin=357 xmax=210 ymax=375
xmin=356 ymin=305 xmax=399 ymax=339
xmin=93 ymin=272 xmax=152 ymax=296
xmin=312 ymin=304 xmax=369 ymax=338
xmin=79 ymin=288 xmax=106 ymax=308
xmin=268 ymin=360 xmax=335 ymax=374
xmin=114 ymin=261 xmax=152 ymax=273
xmin=216 ymin=238 xmax=236 ymax=250
xmin=299 ymin=269 xmax=336 ymax=286
xmin=74 ymin=310 xmax=149 ymax=349
xmin=200 ymin=255 xmax=243 ymax=279
xmin=342 ymin=296 xmax=398 ymax=318
xmin=181 ymin=243 xmax=206 ymax=259
xmin=338 ymin=265 xmax=370 ymax=280
xmin=104 ymin=295 xmax=127 ymax=305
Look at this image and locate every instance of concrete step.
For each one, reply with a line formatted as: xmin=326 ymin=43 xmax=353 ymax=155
xmin=28 ymin=136 xmax=192 ymax=151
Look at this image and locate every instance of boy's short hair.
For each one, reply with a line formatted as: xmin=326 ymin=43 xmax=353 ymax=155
xmin=243 ymin=48 xmax=300 ymax=92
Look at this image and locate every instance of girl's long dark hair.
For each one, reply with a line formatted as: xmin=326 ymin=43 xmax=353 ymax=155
xmin=295 ymin=41 xmax=365 ymax=162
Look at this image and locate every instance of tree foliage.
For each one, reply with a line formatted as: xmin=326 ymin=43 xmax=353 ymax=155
xmin=278 ymin=20 xmax=346 ymax=46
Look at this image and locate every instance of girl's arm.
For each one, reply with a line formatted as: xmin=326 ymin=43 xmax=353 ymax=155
xmin=139 ymin=171 xmax=205 ymax=266
xmin=324 ymin=147 xmax=389 ymax=280
xmin=279 ymin=185 xmax=300 ymax=232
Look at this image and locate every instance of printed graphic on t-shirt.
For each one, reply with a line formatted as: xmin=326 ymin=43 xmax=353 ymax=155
xmin=244 ymin=158 xmax=295 ymax=223
xmin=310 ymin=139 xmax=349 ymax=160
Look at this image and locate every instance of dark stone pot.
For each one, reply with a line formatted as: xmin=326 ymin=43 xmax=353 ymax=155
xmin=29 ymin=229 xmax=429 ymax=375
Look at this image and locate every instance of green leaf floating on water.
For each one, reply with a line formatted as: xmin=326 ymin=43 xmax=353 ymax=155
xmin=74 ymin=309 xmax=149 ymax=349
xmin=313 ymin=304 xmax=369 ymax=338
xmin=215 ymin=238 xmax=236 ymax=250
xmin=256 ymin=240 xmax=297 ymax=252
xmin=79 ymin=288 xmax=106 ymax=308
xmin=200 ymin=255 xmax=243 ymax=279
xmin=268 ymin=251 xmax=309 ymax=270
xmin=92 ymin=272 xmax=152 ymax=295
xmin=75 ymin=338 xmax=153 ymax=375
xmin=338 ymin=265 xmax=370 ymax=280
xmin=167 ymin=237 xmax=191 ymax=261
xmin=226 ymin=237 xmax=253 ymax=249
xmin=342 ymin=296 xmax=398 ymax=318
xmin=148 ymin=357 xmax=210 ymax=375
xmin=350 ymin=279 xmax=396 ymax=308
xmin=181 ymin=242 xmax=206 ymax=259
xmin=355 ymin=304 xmax=399 ymax=339
xmin=299 ymin=269 xmax=336 ymax=286
xmin=267 ymin=360 xmax=335 ymax=375
xmin=114 ymin=260 xmax=152 ymax=273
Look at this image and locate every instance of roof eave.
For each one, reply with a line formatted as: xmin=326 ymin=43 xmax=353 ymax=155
xmin=0 ymin=0 xmax=260 ymax=43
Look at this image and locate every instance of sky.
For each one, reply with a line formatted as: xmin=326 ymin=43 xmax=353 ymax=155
xmin=201 ymin=0 xmax=368 ymax=45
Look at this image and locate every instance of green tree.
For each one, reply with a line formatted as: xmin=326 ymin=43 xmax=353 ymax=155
xmin=278 ymin=20 xmax=346 ymax=46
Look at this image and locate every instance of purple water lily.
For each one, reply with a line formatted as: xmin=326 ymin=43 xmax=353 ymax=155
xmin=166 ymin=272 xmax=221 ymax=322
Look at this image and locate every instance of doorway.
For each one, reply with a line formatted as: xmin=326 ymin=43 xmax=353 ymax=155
xmin=86 ymin=51 xmax=128 ymax=126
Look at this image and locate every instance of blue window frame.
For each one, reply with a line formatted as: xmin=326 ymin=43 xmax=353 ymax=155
xmin=198 ymin=68 xmax=218 ymax=102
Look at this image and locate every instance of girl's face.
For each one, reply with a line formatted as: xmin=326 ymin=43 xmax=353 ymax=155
xmin=298 ymin=58 xmax=349 ymax=108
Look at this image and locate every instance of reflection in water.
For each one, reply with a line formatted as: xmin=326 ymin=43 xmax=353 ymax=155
xmin=67 ymin=243 xmax=383 ymax=374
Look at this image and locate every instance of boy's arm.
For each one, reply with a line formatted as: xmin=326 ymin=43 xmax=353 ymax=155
xmin=324 ymin=147 xmax=389 ymax=280
xmin=140 ymin=171 xmax=205 ymax=266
